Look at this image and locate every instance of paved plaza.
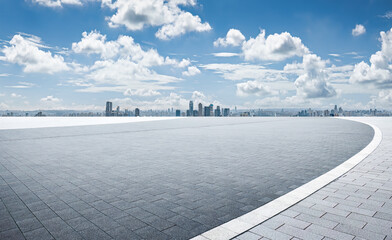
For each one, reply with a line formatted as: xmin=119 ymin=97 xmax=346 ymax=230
xmin=0 ymin=118 xmax=375 ymax=239
xmin=230 ymin=117 xmax=392 ymax=240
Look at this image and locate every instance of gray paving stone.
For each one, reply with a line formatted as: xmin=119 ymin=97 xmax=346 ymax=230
xmin=334 ymin=223 xmax=386 ymax=240
xmin=295 ymin=213 xmax=338 ymax=229
xmin=306 ymin=224 xmax=355 ymax=240
xmin=250 ymin=225 xmax=291 ymax=240
xmin=23 ymin=227 xmax=54 ymax=240
xmin=277 ymin=224 xmax=323 ymax=240
xmin=0 ymin=118 xmax=379 ymax=239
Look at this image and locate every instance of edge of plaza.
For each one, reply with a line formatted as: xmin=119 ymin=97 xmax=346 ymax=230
xmin=191 ymin=117 xmax=383 ymax=240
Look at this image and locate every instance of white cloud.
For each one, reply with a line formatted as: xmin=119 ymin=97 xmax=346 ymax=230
xmin=289 ymin=54 xmax=336 ymax=98
xmin=110 ymin=92 xmax=189 ymax=110
xmin=6 ymin=82 xmax=36 ymax=89
xmin=70 ymin=31 xmax=201 ymax=92
xmin=11 ymin=93 xmax=22 ymax=98
xmin=182 ymin=66 xmax=201 ymax=76
xmin=0 ymin=34 xmax=69 ymax=74
xmin=102 ymin=0 xmax=211 ymax=40
xmin=352 ymin=24 xmax=366 ymax=37
xmin=212 ymin=52 xmax=240 ymax=57
xmin=201 ymin=63 xmax=287 ymax=82
xmin=40 ymin=95 xmax=61 ymax=102
xmin=123 ymin=88 xmax=161 ymax=97
xmin=79 ymin=58 xmax=181 ymax=92
xmin=236 ymin=80 xmax=277 ymax=97
xmin=368 ymin=89 xmax=392 ymax=109
xmin=72 ymin=31 xmax=174 ymax=66
xmin=31 ymin=0 xmax=82 ymax=8
xmin=242 ymin=29 xmax=309 ymax=61
xmin=329 ymin=53 xmax=340 ymax=57
xmin=0 ymin=102 xmax=8 ymax=110
xmin=214 ymin=29 xmax=245 ymax=47
xmin=381 ymin=11 xmax=392 ymax=19
xmin=350 ymin=27 xmax=392 ymax=87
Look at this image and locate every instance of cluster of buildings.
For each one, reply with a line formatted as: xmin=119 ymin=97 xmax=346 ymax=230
xmin=1 ymin=102 xmax=390 ymax=117
xmin=105 ymin=101 xmax=231 ymax=117
xmin=176 ymin=101 xmax=230 ymax=117
xmin=296 ymin=105 xmax=390 ymax=117
xmin=105 ymin=101 xmax=140 ymax=117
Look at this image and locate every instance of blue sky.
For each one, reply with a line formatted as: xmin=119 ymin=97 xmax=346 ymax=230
xmin=0 ymin=0 xmax=392 ymax=111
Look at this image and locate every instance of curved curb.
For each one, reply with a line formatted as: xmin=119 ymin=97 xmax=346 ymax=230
xmin=191 ymin=118 xmax=382 ymax=240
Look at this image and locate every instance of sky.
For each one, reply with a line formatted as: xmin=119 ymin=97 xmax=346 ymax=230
xmin=0 ymin=0 xmax=392 ymax=111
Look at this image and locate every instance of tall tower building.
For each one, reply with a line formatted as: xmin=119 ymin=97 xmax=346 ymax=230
xmin=105 ymin=101 xmax=112 ymax=116
xmin=189 ymin=101 xmax=193 ymax=116
xmin=209 ymin=104 xmax=213 ymax=116
xmin=198 ymin=103 xmax=203 ymax=116
xmin=135 ymin=108 xmax=140 ymax=117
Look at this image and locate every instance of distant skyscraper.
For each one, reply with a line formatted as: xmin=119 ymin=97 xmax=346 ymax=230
xmin=204 ymin=106 xmax=210 ymax=116
xmin=105 ymin=101 xmax=112 ymax=116
xmin=135 ymin=108 xmax=140 ymax=117
xmin=334 ymin=105 xmax=338 ymax=113
xmin=176 ymin=109 xmax=181 ymax=116
xmin=223 ymin=108 xmax=230 ymax=116
xmin=209 ymin=104 xmax=213 ymax=116
xmin=193 ymin=110 xmax=198 ymax=116
xmin=198 ymin=103 xmax=203 ymax=116
xmin=189 ymin=101 xmax=193 ymax=116
xmin=215 ymin=106 xmax=221 ymax=116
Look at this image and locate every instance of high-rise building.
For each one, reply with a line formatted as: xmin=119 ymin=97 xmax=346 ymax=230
xmin=135 ymin=108 xmax=140 ymax=117
xmin=186 ymin=110 xmax=191 ymax=116
xmin=223 ymin=108 xmax=230 ymax=117
xmin=215 ymin=106 xmax=221 ymax=116
xmin=105 ymin=101 xmax=112 ymax=116
xmin=198 ymin=103 xmax=203 ymax=116
xmin=189 ymin=101 xmax=193 ymax=116
xmin=209 ymin=104 xmax=213 ymax=116
xmin=176 ymin=109 xmax=181 ymax=116
xmin=193 ymin=110 xmax=198 ymax=116
xmin=204 ymin=106 xmax=210 ymax=116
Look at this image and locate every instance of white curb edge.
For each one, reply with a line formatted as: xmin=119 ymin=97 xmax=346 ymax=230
xmin=191 ymin=118 xmax=382 ymax=240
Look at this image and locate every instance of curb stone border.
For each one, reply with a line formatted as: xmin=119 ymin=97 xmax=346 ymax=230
xmin=191 ymin=118 xmax=383 ymax=240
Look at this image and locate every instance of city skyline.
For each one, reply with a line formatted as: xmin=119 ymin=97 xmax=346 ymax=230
xmin=1 ymin=0 xmax=392 ymax=111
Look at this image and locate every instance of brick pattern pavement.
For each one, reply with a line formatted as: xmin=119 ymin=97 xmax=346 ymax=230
xmin=0 ymin=118 xmax=374 ymax=240
xmin=234 ymin=118 xmax=392 ymax=240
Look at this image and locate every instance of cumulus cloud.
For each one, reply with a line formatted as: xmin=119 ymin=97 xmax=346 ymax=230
xmin=110 ymin=92 xmax=189 ymax=110
xmin=70 ymin=31 xmax=202 ymax=92
xmin=236 ymin=80 xmax=277 ymax=97
xmin=201 ymin=63 xmax=287 ymax=81
xmin=102 ymin=0 xmax=211 ymax=40
xmin=182 ymin=66 xmax=201 ymax=76
xmin=40 ymin=95 xmax=61 ymax=102
xmin=72 ymin=30 xmax=193 ymax=67
xmin=0 ymin=34 xmax=69 ymax=74
xmin=6 ymin=82 xmax=36 ymax=89
xmin=123 ymin=88 xmax=161 ymax=97
xmin=352 ymin=24 xmax=366 ymax=37
xmin=382 ymin=11 xmax=392 ymax=19
xmin=350 ymin=27 xmax=392 ymax=87
xmin=289 ymin=54 xmax=336 ymax=98
xmin=242 ymin=29 xmax=309 ymax=61
xmin=31 ymin=0 xmax=82 ymax=7
xmin=82 ymin=58 xmax=181 ymax=92
xmin=212 ymin=52 xmax=240 ymax=57
xmin=369 ymin=89 xmax=392 ymax=108
xmin=214 ymin=29 xmax=245 ymax=47
xmin=11 ymin=93 xmax=22 ymax=98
